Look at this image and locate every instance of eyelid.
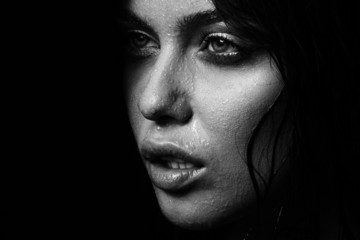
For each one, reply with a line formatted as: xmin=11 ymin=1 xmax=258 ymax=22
xmin=197 ymin=31 xmax=254 ymax=66
xmin=127 ymin=29 xmax=160 ymax=47
xmin=202 ymin=32 xmax=241 ymax=50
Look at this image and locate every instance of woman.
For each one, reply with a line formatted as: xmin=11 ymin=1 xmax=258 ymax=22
xmin=116 ymin=0 xmax=359 ymax=239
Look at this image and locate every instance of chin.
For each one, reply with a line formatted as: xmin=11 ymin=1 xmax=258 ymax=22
xmin=153 ymin=187 xmax=251 ymax=230
xmin=162 ymin=207 xmax=220 ymax=230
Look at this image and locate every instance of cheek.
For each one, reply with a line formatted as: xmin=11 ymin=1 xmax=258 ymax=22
xmin=194 ymin=59 xmax=284 ymax=194
xmin=194 ymin=61 xmax=283 ymax=149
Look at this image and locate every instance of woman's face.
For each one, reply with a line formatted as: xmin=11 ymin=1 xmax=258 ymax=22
xmin=123 ymin=0 xmax=286 ymax=229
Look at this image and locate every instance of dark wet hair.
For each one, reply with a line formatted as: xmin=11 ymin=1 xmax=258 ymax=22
xmin=210 ymin=0 xmax=360 ymax=239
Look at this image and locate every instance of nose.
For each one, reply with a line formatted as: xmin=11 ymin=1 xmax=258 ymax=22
xmin=138 ymin=52 xmax=193 ymax=125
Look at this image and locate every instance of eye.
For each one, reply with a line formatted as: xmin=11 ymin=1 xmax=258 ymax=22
xmin=130 ymin=32 xmax=150 ymax=48
xmin=126 ymin=30 xmax=159 ymax=57
xmin=199 ymin=33 xmax=251 ymax=65
xmin=206 ymin=36 xmax=238 ymax=54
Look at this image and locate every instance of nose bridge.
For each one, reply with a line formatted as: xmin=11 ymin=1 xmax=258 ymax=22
xmin=138 ymin=48 xmax=192 ymax=123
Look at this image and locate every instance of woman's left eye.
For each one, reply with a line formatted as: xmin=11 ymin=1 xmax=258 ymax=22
xmin=199 ymin=33 xmax=249 ymax=65
xmin=207 ymin=37 xmax=237 ymax=54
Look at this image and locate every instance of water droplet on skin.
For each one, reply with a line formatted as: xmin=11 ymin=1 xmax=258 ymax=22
xmin=222 ymin=99 xmax=229 ymax=105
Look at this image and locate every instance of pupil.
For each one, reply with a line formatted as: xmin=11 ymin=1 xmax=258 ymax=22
xmin=212 ymin=39 xmax=228 ymax=52
xmin=217 ymin=39 xmax=225 ymax=46
xmin=133 ymin=34 xmax=148 ymax=47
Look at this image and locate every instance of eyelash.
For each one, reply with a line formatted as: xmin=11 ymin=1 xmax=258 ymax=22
xmin=125 ymin=30 xmax=250 ymax=65
xmin=199 ymin=33 xmax=249 ymax=65
xmin=125 ymin=30 xmax=160 ymax=58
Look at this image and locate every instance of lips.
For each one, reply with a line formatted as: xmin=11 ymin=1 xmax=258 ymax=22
xmin=140 ymin=140 xmax=206 ymax=191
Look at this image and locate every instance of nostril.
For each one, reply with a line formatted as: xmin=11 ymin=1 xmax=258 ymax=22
xmin=156 ymin=104 xmax=193 ymax=126
xmin=156 ymin=116 xmax=177 ymax=127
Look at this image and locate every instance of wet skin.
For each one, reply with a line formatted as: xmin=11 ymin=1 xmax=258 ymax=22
xmin=122 ymin=0 xmax=287 ymax=230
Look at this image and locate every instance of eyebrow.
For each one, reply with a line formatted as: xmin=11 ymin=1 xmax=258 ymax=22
xmin=117 ymin=10 xmax=153 ymax=31
xmin=177 ymin=10 xmax=223 ymax=33
xmin=117 ymin=9 xmax=223 ymax=34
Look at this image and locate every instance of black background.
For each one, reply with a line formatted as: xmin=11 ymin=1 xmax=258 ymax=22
xmin=6 ymin=0 xmax=359 ymax=239
xmin=8 ymin=1 xmax=172 ymax=238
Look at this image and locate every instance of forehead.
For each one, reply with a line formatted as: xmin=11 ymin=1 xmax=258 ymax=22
xmin=128 ymin=0 xmax=215 ymax=27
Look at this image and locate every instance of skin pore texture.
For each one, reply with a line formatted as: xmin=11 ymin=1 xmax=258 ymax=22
xmin=123 ymin=0 xmax=288 ymax=232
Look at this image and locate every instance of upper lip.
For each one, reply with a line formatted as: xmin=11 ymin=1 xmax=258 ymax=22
xmin=140 ymin=140 xmax=204 ymax=168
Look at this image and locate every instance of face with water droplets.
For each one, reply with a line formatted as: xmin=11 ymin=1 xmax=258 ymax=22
xmin=122 ymin=0 xmax=287 ymax=230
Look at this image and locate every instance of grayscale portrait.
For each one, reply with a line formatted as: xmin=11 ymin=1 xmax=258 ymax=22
xmin=115 ymin=0 xmax=360 ymax=239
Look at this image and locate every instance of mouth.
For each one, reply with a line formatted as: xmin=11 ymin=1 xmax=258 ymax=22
xmin=140 ymin=142 xmax=206 ymax=192
xmin=150 ymin=156 xmax=201 ymax=169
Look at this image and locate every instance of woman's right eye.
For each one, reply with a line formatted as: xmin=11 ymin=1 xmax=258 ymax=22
xmin=126 ymin=30 xmax=159 ymax=57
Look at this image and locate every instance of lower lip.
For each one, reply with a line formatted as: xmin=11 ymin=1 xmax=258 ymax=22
xmin=146 ymin=163 xmax=205 ymax=191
